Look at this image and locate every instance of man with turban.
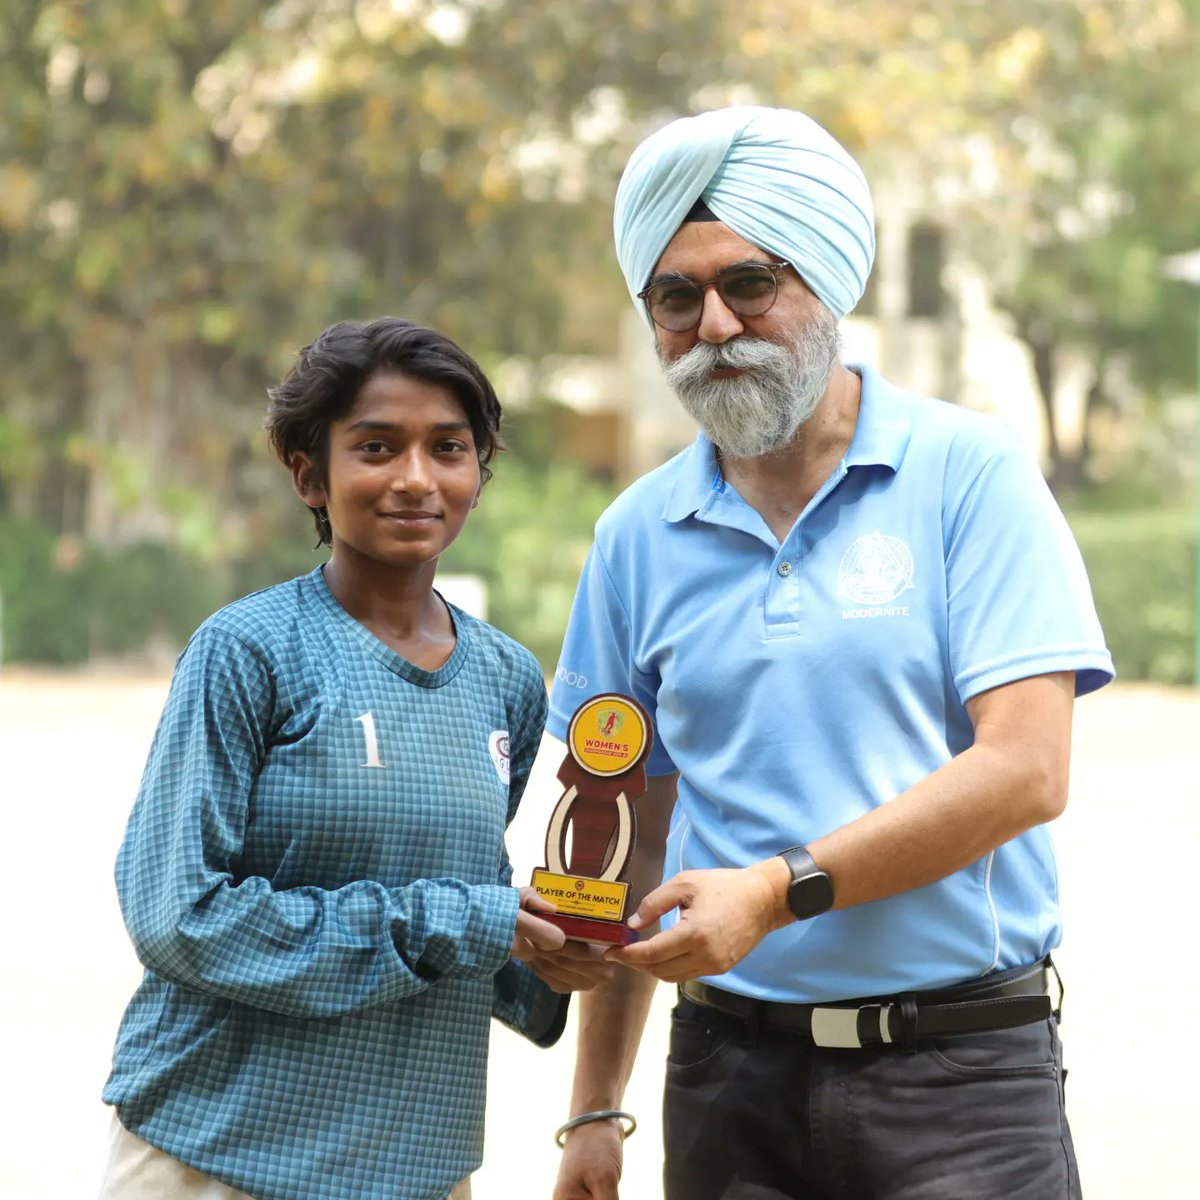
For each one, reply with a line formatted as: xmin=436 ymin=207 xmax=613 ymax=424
xmin=545 ymin=107 xmax=1110 ymax=1199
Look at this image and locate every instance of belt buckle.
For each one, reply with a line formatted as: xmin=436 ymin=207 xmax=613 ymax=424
xmin=810 ymin=1004 xmax=894 ymax=1048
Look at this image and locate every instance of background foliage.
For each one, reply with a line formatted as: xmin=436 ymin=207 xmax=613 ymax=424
xmin=1 ymin=0 xmax=1198 ymax=679
xmin=1068 ymin=507 xmax=1196 ymax=684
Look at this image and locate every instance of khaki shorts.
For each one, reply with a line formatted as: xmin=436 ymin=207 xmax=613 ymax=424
xmin=98 ymin=1111 xmax=472 ymax=1200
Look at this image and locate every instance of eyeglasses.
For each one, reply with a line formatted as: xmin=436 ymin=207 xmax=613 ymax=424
xmin=637 ymin=261 xmax=792 ymax=332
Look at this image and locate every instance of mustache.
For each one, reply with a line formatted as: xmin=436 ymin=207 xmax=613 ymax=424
xmin=661 ymin=337 xmax=791 ymax=385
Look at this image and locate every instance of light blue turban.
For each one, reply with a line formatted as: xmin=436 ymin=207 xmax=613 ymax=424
xmin=614 ymin=106 xmax=876 ymax=321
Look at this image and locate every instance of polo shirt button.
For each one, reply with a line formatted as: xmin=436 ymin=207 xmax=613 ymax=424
xmin=777 ymin=561 xmax=793 ymax=577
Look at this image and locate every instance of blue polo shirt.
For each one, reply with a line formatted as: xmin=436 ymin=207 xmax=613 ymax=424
xmin=549 ymin=365 xmax=1113 ymax=1003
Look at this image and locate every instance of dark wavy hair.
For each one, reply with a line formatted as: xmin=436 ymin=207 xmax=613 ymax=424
xmin=265 ymin=317 xmax=503 ymax=546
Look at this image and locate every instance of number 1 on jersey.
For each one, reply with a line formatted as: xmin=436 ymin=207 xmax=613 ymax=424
xmin=354 ymin=712 xmax=386 ymax=769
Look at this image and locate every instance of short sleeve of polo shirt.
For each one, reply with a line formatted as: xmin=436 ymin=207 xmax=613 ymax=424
xmin=548 ymin=542 xmax=678 ymax=776
xmin=943 ymin=429 xmax=1113 ymax=702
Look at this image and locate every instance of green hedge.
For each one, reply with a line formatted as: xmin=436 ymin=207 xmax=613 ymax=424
xmin=0 ymin=516 xmax=222 ymax=665
xmin=4 ymin=504 xmax=1194 ymax=685
xmin=0 ymin=450 xmax=613 ymax=670
xmin=439 ymin=458 xmax=614 ymax=668
xmin=1066 ymin=507 xmax=1197 ymax=685
xmin=0 ymin=518 xmax=89 ymax=663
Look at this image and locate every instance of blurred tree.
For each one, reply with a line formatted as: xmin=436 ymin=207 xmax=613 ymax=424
xmin=0 ymin=0 xmax=725 ymax=548
xmin=989 ymin=3 xmax=1200 ymax=489
xmin=3 ymin=0 xmax=1199 ymax=665
xmin=714 ymin=0 xmax=1200 ymax=490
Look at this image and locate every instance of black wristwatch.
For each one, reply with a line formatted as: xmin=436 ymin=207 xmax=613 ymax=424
xmin=778 ymin=845 xmax=834 ymax=921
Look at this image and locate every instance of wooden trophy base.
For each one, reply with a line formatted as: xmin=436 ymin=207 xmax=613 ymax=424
xmin=544 ymin=911 xmax=637 ymax=947
xmin=530 ymin=867 xmax=634 ymax=946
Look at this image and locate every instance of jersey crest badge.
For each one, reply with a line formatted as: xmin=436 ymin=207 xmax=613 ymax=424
xmin=488 ymin=731 xmax=511 ymax=785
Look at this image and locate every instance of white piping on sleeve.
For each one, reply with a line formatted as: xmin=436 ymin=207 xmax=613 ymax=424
xmin=983 ymin=849 xmax=1000 ymax=972
xmin=675 ymin=817 xmax=691 ymax=875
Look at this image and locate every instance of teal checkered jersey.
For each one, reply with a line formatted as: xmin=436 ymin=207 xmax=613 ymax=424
xmin=103 ymin=567 xmax=562 ymax=1200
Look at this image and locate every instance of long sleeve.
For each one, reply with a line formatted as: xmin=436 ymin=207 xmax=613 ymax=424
xmin=489 ymin=652 xmax=568 ymax=1044
xmin=116 ymin=625 xmax=518 ymax=1019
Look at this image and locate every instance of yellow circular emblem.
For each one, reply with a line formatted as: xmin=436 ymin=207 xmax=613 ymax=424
xmin=568 ymin=695 xmax=647 ymax=776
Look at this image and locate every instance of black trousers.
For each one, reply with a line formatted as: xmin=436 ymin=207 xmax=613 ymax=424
xmin=663 ymin=997 xmax=1081 ymax=1200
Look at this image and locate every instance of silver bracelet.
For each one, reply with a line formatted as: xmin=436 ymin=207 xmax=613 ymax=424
xmin=554 ymin=1109 xmax=637 ymax=1148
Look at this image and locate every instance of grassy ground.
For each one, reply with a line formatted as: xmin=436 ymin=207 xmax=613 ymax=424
xmin=1 ymin=671 xmax=1196 ymax=1199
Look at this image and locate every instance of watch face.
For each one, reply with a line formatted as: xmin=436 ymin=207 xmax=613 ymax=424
xmin=788 ymin=871 xmax=835 ymax=920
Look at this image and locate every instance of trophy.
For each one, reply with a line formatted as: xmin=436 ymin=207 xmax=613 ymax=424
xmin=531 ymin=693 xmax=653 ymax=945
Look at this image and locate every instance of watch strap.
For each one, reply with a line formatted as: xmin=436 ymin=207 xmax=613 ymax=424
xmin=778 ymin=844 xmax=834 ymax=920
xmin=779 ymin=845 xmax=819 ymax=879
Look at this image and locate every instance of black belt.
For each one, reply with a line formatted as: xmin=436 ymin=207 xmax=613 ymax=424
xmin=679 ymin=959 xmax=1056 ymax=1050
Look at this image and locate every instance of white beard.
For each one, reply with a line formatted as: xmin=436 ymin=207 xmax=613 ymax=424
xmin=659 ymin=307 xmax=841 ymax=460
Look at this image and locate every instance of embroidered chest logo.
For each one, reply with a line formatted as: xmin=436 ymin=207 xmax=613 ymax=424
xmin=488 ymin=731 xmax=511 ymax=785
xmin=837 ymin=532 xmax=915 ymax=617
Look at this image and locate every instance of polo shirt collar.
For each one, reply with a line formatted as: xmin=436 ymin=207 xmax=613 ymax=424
xmin=660 ymin=362 xmax=912 ymax=524
xmin=661 ymin=432 xmax=723 ymax=523
xmin=845 ymin=363 xmax=912 ymax=472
